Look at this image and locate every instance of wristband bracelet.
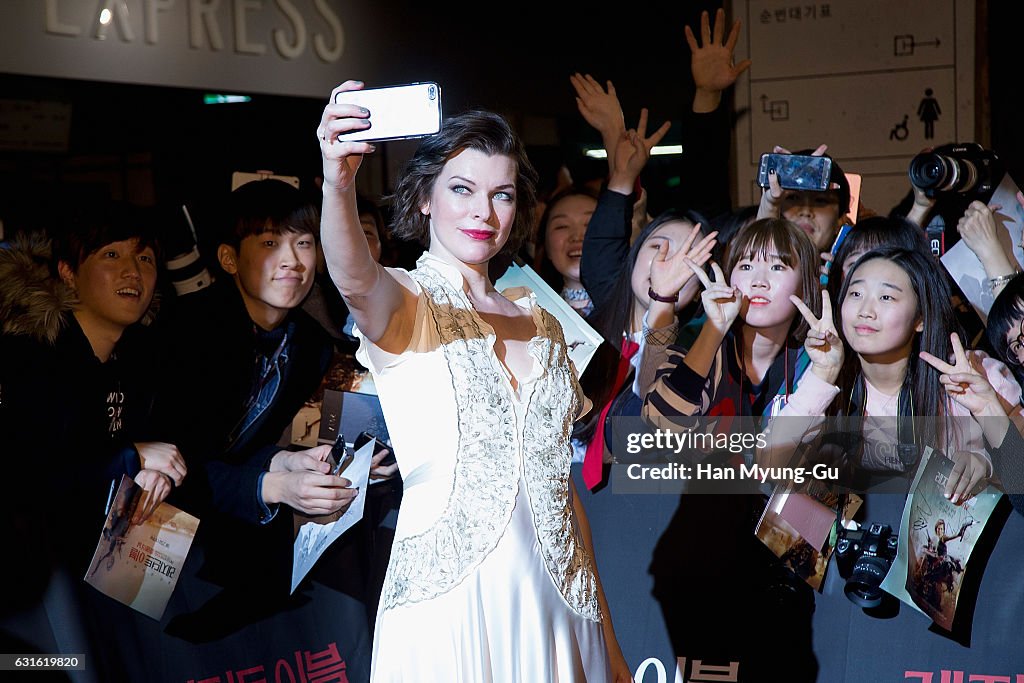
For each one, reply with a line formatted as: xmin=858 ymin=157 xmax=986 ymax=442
xmin=989 ymin=272 xmax=1020 ymax=290
xmin=648 ymin=286 xmax=678 ymax=304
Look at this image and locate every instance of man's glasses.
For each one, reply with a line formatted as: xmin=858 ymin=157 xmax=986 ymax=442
xmin=1006 ymin=318 xmax=1024 ymax=365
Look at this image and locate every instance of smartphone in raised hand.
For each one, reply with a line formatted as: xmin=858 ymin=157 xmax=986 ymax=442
xmin=334 ymin=82 xmax=442 ymax=143
xmin=757 ymin=153 xmax=833 ymax=192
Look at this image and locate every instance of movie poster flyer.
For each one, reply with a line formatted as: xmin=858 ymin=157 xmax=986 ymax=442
xmin=904 ymin=449 xmax=1002 ymax=630
xmin=85 ymin=475 xmax=199 ymax=619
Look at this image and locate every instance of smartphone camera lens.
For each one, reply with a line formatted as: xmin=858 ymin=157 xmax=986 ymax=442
xmin=427 ymin=85 xmax=437 ymax=100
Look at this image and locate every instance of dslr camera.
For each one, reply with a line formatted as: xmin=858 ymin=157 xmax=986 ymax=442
xmin=908 ymin=142 xmax=1003 ymax=200
xmin=834 ymin=522 xmax=898 ymax=608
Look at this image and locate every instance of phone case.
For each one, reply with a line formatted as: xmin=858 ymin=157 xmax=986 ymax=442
xmin=757 ymin=153 xmax=832 ymax=191
xmin=334 ymin=82 xmax=442 ymax=143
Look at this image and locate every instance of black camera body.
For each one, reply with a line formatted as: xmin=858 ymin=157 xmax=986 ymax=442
xmin=908 ymin=142 xmax=1004 ymax=200
xmin=835 ymin=522 xmax=898 ymax=608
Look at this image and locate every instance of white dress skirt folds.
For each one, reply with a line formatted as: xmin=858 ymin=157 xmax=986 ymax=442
xmin=356 ymin=253 xmax=611 ymax=682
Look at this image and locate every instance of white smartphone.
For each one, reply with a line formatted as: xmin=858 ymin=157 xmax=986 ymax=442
xmin=334 ymin=82 xmax=442 ymax=143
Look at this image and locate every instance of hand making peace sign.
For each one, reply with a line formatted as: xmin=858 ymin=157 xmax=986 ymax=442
xmin=920 ymin=333 xmax=1001 ymax=416
xmin=612 ymin=108 xmax=672 ymax=183
xmin=920 ymin=333 xmax=997 ymax=503
xmin=687 ymin=261 xmax=739 ymax=334
xmin=789 ymin=289 xmax=843 ymax=384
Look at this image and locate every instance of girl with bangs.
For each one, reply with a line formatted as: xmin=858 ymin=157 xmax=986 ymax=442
xmin=638 ymin=217 xmax=823 ymax=682
xmin=573 ymin=208 xmax=715 ymax=487
xmin=825 ymin=215 xmax=932 ymax=303
xmin=988 ymin=273 xmax=1024 ymax=382
xmin=642 ymin=216 xmax=821 ymax=423
xmin=762 ymin=247 xmax=1019 ymax=500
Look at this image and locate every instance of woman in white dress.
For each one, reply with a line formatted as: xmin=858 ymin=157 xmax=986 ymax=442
xmin=316 ymin=81 xmax=631 ymax=682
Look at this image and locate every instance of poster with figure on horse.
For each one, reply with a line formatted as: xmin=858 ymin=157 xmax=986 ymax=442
xmin=84 ymin=475 xmax=200 ymax=619
xmin=905 ymin=450 xmax=1002 ymax=631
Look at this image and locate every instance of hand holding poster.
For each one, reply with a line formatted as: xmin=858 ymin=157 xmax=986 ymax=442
xmin=941 ymin=173 xmax=1024 ymax=321
xmin=880 ymin=447 xmax=1003 ymax=630
xmin=904 ymin=449 xmax=1002 ymax=630
xmin=291 ymin=438 xmax=374 ymax=593
xmin=494 ymin=261 xmax=603 ymax=376
xmin=85 ymin=475 xmax=199 ymax=620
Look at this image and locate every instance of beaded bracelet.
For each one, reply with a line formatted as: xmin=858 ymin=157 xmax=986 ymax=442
xmin=648 ymin=286 xmax=678 ymax=304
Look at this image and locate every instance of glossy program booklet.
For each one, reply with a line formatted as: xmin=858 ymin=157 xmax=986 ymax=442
xmin=291 ymin=437 xmax=374 ymax=594
xmin=84 ymin=475 xmax=199 ymax=619
xmin=755 ymin=478 xmax=862 ymax=591
xmin=495 ymin=261 xmax=603 ymax=376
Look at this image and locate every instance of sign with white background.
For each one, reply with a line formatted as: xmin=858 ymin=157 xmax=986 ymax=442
xmin=730 ymin=0 xmax=976 ymax=216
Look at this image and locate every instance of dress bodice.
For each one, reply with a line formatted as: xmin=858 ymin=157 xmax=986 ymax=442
xmin=356 ymin=253 xmax=601 ymax=621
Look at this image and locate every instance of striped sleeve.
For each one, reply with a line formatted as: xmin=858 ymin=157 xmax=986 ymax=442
xmin=642 ymin=343 xmax=723 ymax=420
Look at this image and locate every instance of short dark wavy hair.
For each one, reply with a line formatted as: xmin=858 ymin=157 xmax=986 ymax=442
xmin=388 ymin=110 xmax=538 ymax=258
xmin=220 ymin=178 xmax=320 ymax=251
xmin=53 ymin=200 xmax=161 ymax=272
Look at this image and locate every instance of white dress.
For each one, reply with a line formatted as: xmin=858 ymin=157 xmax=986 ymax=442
xmin=356 ymin=253 xmax=611 ymax=682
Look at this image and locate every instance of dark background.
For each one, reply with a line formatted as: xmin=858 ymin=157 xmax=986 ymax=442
xmin=0 ymin=1 xmax=1020 ymax=235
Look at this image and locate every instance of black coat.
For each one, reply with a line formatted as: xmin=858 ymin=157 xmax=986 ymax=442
xmin=1 ymin=318 xmax=156 ymax=577
xmin=0 ymin=234 xmax=158 ymax=579
xmin=149 ymin=280 xmax=332 ymax=593
xmin=150 ymin=279 xmax=333 ymax=525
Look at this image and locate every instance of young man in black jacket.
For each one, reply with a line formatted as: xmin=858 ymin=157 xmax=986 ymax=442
xmin=152 ymin=180 xmax=356 ymax=591
xmin=0 ymin=203 xmax=186 ymax=674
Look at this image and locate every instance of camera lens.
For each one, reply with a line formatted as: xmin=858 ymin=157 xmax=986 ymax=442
xmin=953 ymin=159 xmax=978 ymax=193
xmin=843 ymin=555 xmax=891 ymax=608
xmin=921 ymin=160 xmax=944 ymax=182
xmin=908 ymin=153 xmax=951 ymax=192
xmin=427 ymin=85 xmax=437 ymax=100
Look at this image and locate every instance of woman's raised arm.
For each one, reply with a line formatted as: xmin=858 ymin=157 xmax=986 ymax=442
xmin=318 ymin=81 xmax=418 ymax=349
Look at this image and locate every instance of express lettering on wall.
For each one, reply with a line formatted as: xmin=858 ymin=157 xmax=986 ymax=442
xmin=42 ymin=0 xmax=344 ymax=63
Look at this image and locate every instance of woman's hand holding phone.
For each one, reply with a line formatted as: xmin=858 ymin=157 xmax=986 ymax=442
xmin=318 ymin=80 xmax=376 ymax=191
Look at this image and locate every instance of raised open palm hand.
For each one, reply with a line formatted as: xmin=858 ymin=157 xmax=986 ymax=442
xmin=686 ymin=8 xmax=752 ymax=93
